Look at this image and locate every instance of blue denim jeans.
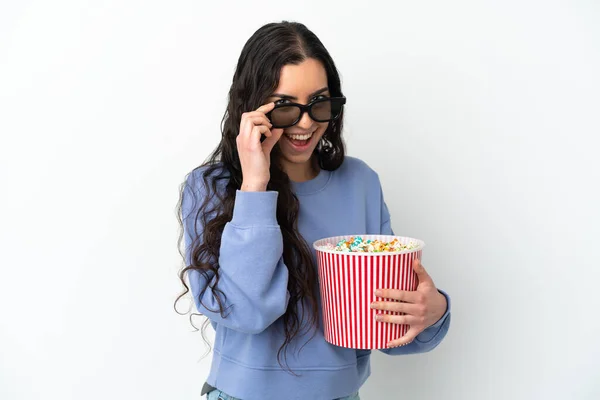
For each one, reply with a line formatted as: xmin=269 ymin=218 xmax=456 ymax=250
xmin=206 ymin=389 xmax=360 ymax=400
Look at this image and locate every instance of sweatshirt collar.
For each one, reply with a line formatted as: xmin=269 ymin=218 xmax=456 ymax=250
xmin=291 ymin=168 xmax=331 ymax=195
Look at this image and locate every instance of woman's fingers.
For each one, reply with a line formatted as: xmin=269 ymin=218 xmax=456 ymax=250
xmin=374 ymin=313 xmax=421 ymax=325
xmin=375 ymin=289 xmax=423 ymax=304
xmin=238 ymin=113 xmax=254 ymax=142
xmin=387 ymin=327 xmax=419 ymax=348
xmin=371 ymin=300 xmax=420 ymax=315
xmin=249 ymin=115 xmax=272 ymax=129
xmin=250 ymin=124 xmax=270 ymax=144
xmin=372 ymin=299 xmax=427 ymax=325
xmin=236 ymin=102 xmax=278 ymax=191
xmin=261 ymin=128 xmax=284 ymax=154
xmin=256 ymin=102 xmax=276 ymax=114
xmin=241 ymin=112 xmax=272 ymax=127
xmin=239 ymin=106 xmax=275 ymax=142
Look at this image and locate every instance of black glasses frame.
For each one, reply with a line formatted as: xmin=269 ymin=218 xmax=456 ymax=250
xmin=267 ymin=96 xmax=347 ymax=128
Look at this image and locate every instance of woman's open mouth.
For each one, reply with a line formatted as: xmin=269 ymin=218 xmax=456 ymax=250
xmin=284 ymin=131 xmax=314 ymax=151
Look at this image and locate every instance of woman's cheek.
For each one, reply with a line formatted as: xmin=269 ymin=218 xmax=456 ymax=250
xmin=317 ymin=122 xmax=329 ymax=139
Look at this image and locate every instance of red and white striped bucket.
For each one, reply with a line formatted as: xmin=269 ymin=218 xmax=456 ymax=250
xmin=313 ymin=235 xmax=424 ymax=349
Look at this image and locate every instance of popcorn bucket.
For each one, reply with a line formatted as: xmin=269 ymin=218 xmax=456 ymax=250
xmin=313 ymin=235 xmax=425 ymax=349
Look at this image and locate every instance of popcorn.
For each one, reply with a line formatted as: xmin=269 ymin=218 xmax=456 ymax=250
xmin=320 ymin=236 xmax=419 ymax=253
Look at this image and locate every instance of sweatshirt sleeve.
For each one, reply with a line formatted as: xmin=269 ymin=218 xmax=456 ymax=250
xmin=378 ymin=184 xmax=452 ymax=355
xmin=182 ymin=173 xmax=290 ymax=334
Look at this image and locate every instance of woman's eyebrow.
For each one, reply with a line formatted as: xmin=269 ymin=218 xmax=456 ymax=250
xmin=270 ymin=87 xmax=329 ymax=100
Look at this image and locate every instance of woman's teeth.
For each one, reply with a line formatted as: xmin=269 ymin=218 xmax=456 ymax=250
xmin=286 ymin=133 xmax=313 ymax=140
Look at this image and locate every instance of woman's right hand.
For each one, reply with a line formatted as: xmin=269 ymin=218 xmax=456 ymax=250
xmin=237 ymin=102 xmax=284 ymax=192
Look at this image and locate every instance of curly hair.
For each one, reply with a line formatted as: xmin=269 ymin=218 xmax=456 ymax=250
xmin=175 ymin=21 xmax=345 ymax=372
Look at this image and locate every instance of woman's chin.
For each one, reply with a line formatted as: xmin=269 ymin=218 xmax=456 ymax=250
xmin=280 ymin=152 xmax=314 ymax=166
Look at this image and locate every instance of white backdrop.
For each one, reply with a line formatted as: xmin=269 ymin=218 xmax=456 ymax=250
xmin=1 ymin=1 xmax=599 ymax=399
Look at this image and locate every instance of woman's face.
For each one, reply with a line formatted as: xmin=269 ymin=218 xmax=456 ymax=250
xmin=267 ymin=58 xmax=330 ymax=168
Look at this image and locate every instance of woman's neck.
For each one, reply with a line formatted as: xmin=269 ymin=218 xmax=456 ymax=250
xmin=282 ymin=156 xmax=320 ymax=183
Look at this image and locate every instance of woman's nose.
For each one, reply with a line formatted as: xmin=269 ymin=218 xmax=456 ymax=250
xmin=296 ymin=109 xmax=314 ymax=130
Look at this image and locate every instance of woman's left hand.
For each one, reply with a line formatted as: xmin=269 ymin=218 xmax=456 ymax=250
xmin=371 ymin=259 xmax=447 ymax=348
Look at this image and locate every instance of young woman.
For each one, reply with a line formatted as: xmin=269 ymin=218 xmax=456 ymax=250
xmin=177 ymin=21 xmax=451 ymax=400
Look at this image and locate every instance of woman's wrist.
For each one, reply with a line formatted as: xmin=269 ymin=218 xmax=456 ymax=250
xmin=241 ymin=181 xmax=268 ymax=192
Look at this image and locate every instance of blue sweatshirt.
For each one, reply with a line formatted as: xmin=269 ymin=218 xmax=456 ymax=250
xmin=182 ymin=156 xmax=451 ymax=400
